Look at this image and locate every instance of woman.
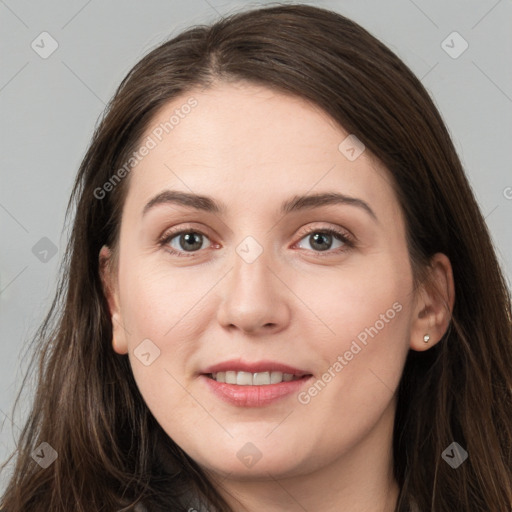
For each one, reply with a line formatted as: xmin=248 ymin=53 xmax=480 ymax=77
xmin=1 ymin=4 xmax=511 ymax=511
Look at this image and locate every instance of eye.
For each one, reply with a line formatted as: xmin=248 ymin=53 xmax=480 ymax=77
xmin=158 ymin=225 xmax=355 ymax=258
xmin=159 ymin=228 xmax=212 ymax=257
xmin=294 ymin=226 xmax=354 ymax=256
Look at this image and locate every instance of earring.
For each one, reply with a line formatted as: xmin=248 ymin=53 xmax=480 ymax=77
xmin=423 ymin=334 xmax=430 ymax=343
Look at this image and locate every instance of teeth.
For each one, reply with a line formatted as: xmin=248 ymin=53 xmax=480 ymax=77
xmin=270 ymin=371 xmax=283 ymax=384
xmin=211 ymin=371 xmax=304 ymax=385
xmin=237 ymin=371 xmax=253 ymax=385
xmin=254 ymin=371 xmax=271 ymax=385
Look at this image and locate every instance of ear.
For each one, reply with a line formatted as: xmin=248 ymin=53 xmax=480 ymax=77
xmin=409 ymin=252 xmax=455 ymax=351
xmin=99 ymin=245 xmax=128 ymax=355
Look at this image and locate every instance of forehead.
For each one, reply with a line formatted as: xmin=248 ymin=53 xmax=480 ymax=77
xmin=124 ymin=82 xmax=399 ymax=219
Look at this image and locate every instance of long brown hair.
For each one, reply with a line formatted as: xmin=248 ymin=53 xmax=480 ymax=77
xmin=2 ymin=3 xmax=511 ymax=511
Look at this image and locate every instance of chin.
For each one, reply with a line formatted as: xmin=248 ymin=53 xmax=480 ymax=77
xmin=194 ymin=447 xmax=311 ymax=479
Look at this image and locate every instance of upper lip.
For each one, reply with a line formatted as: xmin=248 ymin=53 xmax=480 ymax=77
xmin=200 ymin=359 xmax=312 ymax=376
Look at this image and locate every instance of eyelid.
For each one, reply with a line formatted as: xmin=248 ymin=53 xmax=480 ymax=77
xmin=158 ymin=223 xmax=212 ymax=243
xmin=295 ymin=223 xmax=355 ymax=244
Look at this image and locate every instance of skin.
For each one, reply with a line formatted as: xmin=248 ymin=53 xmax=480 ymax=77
xmin=100 ymin=81 xmax=454 ymax=512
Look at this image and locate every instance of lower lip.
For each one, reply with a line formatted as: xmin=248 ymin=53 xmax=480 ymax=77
xmin=200 ymin=374 xmax=313 ymax=407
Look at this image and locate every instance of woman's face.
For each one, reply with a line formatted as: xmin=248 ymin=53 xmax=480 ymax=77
xmin=102 ymin=81 xmax=421 ymax=480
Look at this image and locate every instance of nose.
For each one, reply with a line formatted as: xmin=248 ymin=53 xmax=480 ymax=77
xmin=216 ymin=248 xmax=291 ymax=335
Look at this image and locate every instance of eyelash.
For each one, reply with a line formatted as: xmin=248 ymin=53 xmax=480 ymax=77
xmin=158 ymin=224 xmax=355 ymax=258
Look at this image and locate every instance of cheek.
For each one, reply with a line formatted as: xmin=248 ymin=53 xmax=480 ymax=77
xmin=290 ymin=262 xmax=412 ymax=453
xmin=119 ymin=256 xmax=201 ymax=336
xmin=118 ymin=266 xmax=204 ymax=429
xmin=117 ymin=260 xmax=214 ymax=394
xmin=296 ymin=252 xmax=413 ymax=387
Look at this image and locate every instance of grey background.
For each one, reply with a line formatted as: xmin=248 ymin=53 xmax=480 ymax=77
xmin=1 ymin=0 xmax=511 ymax=493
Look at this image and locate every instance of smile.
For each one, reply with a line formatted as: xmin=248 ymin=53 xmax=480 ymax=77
xmin=207 ymin=370 xmax=307 ymax=385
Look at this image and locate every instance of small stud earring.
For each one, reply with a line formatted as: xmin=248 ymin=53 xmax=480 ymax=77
xmin=423 ymin=334 xmax=430 ymax=343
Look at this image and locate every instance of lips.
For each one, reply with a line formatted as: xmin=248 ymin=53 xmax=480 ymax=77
xmin=200 ymin=358 xmax=312 ymax=377
xmin=198 ymin=359 xmax=314 ymax=407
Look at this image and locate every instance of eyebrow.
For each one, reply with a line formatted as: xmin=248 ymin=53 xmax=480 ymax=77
xmin=142 ymin=190 xmax=377 ymax=222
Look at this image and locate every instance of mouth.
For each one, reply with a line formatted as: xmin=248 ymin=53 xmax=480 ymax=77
xmin=198 ymin=359 xmax=314 ymax=406
xmin=200 ymin=372 xmax=314 ymax=407
xmin=203 ymin=371 xmax=312 ymax=386
xmin=199 ymin=359 xmax=313 ymax=408
xmin=200 ymin=359 xmax=313 ymax=381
